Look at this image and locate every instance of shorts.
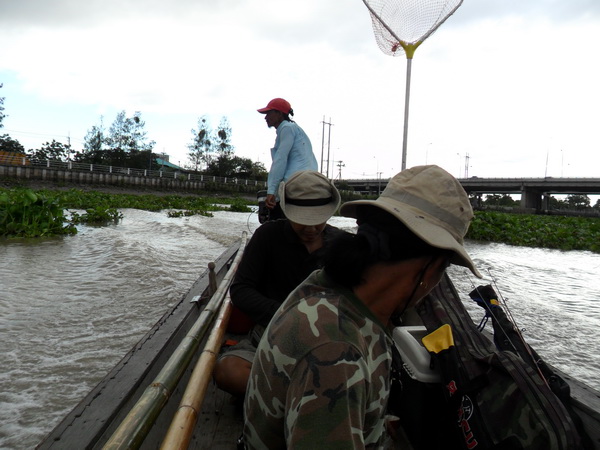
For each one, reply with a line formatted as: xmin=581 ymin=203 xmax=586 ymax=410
xmin=219 ymin=338 xmax=257 ymax=363
xmin=218 ymin=324 xmax=265 ymax=363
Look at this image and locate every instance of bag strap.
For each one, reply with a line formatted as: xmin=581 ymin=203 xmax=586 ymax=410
xmin=418 ymin=275 xmax=584 ymax=450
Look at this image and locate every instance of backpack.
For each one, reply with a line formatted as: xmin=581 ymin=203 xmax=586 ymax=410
xmin=390 ymin=274 xmax=589 ymax=450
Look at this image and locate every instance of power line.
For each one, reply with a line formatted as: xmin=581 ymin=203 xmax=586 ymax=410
xmin=2 ymin=128 xmax=84 ymax=143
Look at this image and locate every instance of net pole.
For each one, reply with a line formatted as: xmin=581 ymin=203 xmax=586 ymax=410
xmin=401 ymin=57 xmax=413 ymax=171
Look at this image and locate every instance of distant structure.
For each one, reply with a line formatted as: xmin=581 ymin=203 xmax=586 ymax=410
xmin=155 ymin=157 xmax=185 ymax=172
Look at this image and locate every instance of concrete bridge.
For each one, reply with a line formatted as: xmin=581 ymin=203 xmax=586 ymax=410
xmin=343 ymin=177 xmax=600 ymax=210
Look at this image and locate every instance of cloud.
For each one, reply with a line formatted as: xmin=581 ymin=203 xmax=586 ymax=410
xmin=450 ymin=0 xmax=600 ymax=24
xmin=1 ymin=0 xmax=599 ymax=180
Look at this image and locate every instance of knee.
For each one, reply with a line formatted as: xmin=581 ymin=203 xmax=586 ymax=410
xmin=213 ymin=356 xmax=235 ymax=384
xmin=213 ymin=356 xmax=252 ymax=396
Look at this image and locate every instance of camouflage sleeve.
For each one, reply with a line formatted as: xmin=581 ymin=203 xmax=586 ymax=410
xmin=284 ymin=340 xmax=381 ymax=449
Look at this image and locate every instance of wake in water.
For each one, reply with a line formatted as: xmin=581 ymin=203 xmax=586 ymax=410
xmin=0 ymin=209 xmax=598 ymax=449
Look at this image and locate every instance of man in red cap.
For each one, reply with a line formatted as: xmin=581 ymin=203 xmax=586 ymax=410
xmin=257 ymin=98 xmax=318 ymax=221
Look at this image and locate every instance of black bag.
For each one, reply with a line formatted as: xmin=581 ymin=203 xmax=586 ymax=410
xmin=391 ymin=274 xmax=586 ymax=450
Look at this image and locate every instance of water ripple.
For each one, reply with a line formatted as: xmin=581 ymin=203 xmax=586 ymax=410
xmin=1 ymin=211 xmax=599 ymax=448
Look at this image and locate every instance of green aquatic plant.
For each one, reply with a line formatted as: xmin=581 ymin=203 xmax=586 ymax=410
xmin=0 ymin=188 xmax=76 ymax=237
xmin=227 ymin=198 xmax=252 ymax=213
xmin=2 ymin=186 xmax=597 ymax=252
xmin=167 ymin=209 xmax=213 ymax=218
xmin=69 ymin=207 xmax=123 ymax=225
xmin=467 ymin=211 xmax=600 ymax=253
xmin=0 ymin=187 xmax=254 ymax=238
xmin=54 ymin=189 xmax=233 ymax=213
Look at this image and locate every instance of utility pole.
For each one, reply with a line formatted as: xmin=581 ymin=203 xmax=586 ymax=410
xmin=320 ymin=117 xmax=333 ymax=178
xmin=335 ymin=160 xmax=345 ymax=180
xmin=464 ymin=153 xmax=470 ymax=178
xmin=320 ymin=116 xmax=325 ymax=174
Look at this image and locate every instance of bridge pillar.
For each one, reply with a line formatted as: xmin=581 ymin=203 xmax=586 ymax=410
xmin=542 ymin=193 xmax=550 ymax=211
xmin=520 ymin=187 xmax=543 ymax=210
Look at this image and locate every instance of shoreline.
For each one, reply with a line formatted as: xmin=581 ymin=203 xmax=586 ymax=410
xmin=1 ymin=178 xmax=257 ymax=200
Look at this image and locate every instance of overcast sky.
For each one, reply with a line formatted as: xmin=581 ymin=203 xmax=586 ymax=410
xmin=1 ymin=0 xmax=599 ymax=181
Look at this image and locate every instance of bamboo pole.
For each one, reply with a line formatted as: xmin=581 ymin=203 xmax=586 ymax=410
xmin=160 ymin=294 xmax=233 ymax=449
xmin=103 ymin=232 xmax=247 ymax=450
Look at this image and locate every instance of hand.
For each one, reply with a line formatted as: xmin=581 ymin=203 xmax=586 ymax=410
xmin=265 ymin=194 xmax=277 ymax=209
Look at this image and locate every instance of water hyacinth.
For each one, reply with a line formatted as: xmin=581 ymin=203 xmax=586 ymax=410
xmin=0 ymin=188 xmax=76 ymax=237
xmin=467 ymin=211 xmax=600 ymax=253
xmin=0 ymin=187 xmax=253 ymax=238
xmin=2 ymin=187 xmax=597 ymax=253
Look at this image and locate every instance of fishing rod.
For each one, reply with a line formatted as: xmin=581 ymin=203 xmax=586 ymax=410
xmin=465 ymin=270 xmax=551 ymax=387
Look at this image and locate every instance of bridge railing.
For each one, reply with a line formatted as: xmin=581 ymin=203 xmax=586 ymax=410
xmin=0 ymin=156 xmax=267 ymax=188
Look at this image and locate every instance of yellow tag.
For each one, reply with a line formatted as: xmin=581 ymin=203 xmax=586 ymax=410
xmin=422 ymin=324 xmax=455 ymax=354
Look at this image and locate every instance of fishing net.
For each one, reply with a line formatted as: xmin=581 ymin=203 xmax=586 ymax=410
xmin=362 ymin=0 xmax=463 ymax=58
xmin=361 ymin=0 xmax=463 ymax=169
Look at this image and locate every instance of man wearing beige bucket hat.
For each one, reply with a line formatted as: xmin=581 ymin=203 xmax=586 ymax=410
xmin=213 ymin=171 xmax=344 ymax=398
xmin=243 ymin=165 xmax=481 ymax=449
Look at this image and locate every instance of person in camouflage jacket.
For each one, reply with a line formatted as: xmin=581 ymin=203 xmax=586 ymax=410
xmin=244 ymin=269 xmax=393 ymax=448
xmin=243 ymin=165 xmax=481 ymax=448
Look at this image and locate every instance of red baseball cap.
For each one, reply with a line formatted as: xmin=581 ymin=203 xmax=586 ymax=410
xmin=257 ymin=98 xmax=292 ymax=114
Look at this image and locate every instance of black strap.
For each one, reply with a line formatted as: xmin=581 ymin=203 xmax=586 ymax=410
xmin=285 ymin=196 xmax=332 ymax=206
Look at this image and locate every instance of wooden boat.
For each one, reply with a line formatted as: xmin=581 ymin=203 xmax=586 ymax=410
xmin=37 ymin=233 xmax=600 ymax=449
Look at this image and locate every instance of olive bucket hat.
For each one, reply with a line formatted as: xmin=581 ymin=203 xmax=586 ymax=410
xmin=340 ymin=165 xmax=482 ymax=277
xmin=278 ymin=171 xmax=341 ymax=226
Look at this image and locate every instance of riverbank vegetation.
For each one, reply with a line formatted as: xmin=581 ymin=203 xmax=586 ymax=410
xmin=0 ymin=188 xmax=78 ymax=237
xmin=0 ymin=187 xmax=251 ymax=238
xmin=467 ymin=211 xmax=599 ymax=253
xmin=2 ymin=186 xmax=598 ymax=254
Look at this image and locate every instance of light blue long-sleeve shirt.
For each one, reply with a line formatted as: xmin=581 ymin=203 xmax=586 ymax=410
xmin=267 ymin=121 xmax=318 ymax=195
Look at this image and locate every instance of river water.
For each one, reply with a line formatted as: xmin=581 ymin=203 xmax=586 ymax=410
xmin=1 ymin=209 xmax=599 ymax=449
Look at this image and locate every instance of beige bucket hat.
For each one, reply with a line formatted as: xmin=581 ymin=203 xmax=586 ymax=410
xmin=340 ymin=165 xmax=481 ymax=277
xmin=279 ymin=171 xmax=341 ymax=226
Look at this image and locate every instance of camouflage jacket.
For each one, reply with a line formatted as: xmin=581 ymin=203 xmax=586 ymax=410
xmin=243 ymin=270 xmax=393 ymax=449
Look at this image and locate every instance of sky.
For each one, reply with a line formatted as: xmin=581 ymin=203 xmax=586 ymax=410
xmin=1 ymin=0 xmax=599 ymax=181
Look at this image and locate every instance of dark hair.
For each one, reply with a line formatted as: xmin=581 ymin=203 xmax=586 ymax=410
xmin=323 ymin=207 xmax=449 ymax=288
xmin=280 ymin=108 xmax=294 ymax=122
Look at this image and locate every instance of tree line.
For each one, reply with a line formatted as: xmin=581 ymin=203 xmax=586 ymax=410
xmin=0 ymin=84 xmax=267 ymax=180
xmin=1 ymin=84 xmax=598 ymax=208
xmin=479 ymin=193 xmax=600 ymax=212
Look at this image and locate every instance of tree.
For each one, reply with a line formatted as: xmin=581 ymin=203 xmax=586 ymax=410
xmin=76 ymin=120 xmax=107 ymax=164
xmin=565 ymin=194 xmax=591 ymax=210
xmin=205 ymin=156 xmax=267 ymax=180
xmin=214 ymin=117 xmax=234 ymax=158
xmin=483 ymin=194 xmax=518 ymax=207
xmin=77 ymin=111 xmax=156 ymax=169
xmin=594 ymin=198 xmax=600 ymax=211
xmin=334 ymin=180 xmax=354 ymax=191
xmin=105 ymin=111 xmax=154 ymax=153
xmin=247 ymin=160 xmax=268 ymax=181
xmin=83 ymin=118 xmax=105 ymax=153
xmin=0 ymin=134 xmax=25 ymax=153
xmin=203 ymin=117 xmax=240 ymax=177
xmin=0 ymin=83 xmax=5 ymax=129
xmin=547 ymin=196 xmax=566 ymax=210
xmin=188 ymin=116 xmax=213 ymax=171
xmin=28 ymin=140 xmax=73 ymax=161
